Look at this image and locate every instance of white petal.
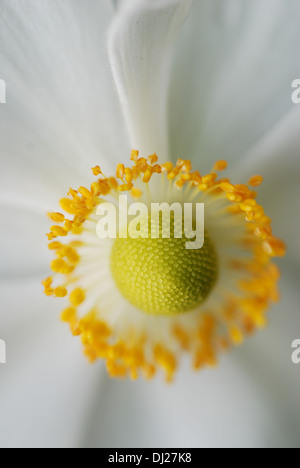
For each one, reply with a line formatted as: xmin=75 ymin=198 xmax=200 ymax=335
xmin=232 ymin=107 xmax=300 ymax=264
xmin=169 ymin=0 xmax=300 ymax=171
xmin=0 ymin=202 xmax=50 ymax=277
xmin=235 ymin=260 xmax=300 ymax=447
xmin=108 ymin=0 xmax=192 ymax=160
xmin=83 ymin=265 xmax=300 ymax=448
xmin=0 ymin=0 xmax=128 ymax=209
xmin=84 ymin=358 xmax=276 ymax=448
xmin=0 ymin=277 xmax=105 ymax=448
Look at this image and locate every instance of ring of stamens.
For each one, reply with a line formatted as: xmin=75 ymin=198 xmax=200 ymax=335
xmin=43 ymin=150 xmax=285 ymax=381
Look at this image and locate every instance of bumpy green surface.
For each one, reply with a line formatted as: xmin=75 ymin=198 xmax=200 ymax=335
xmin=110 ymin=216 xmax=218 ymax=316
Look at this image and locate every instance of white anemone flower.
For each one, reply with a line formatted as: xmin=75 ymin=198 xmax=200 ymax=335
xmin=0 ymin=0 xmax=300 ymax=449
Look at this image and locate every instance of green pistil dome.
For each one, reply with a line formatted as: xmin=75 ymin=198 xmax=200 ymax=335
xmin=111 ymin=217 xmax=218 ymax=316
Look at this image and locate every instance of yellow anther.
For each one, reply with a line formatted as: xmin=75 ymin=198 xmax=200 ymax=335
xmin=47 ymin=232 xmax=57 ymax=241
xmin=136 ymin=158 xmax=148 ymax=172
xmin=202 ymin=173 xmax=218 ymax=184
xmin=70 ymin=288 xmax=86 ymax=307
xmin=68 ymin=188 xmax=78 ymax=199
xmin=78 ymin=186 xmax=93 ymax=200
xmin=252 ymin=205 xmax=264 ymax=220
xmin=220 ymin=182 xmax=235 ymax=193
xmin=50 ymin=225 xmax=68 ymax=237
xmin=245 ymin=211 xmax=255 ymax=222
xmin=48 ymin=212 xmax=65 ymax=223
xmin=108 ymin=177 xmax=119 ymax=190
xmin=148 ymin=153 xmax=158 ymax=164
xmin=167 ymin=169 xmax=179 ymax=180
xmin=180 ymin=173 xmax=192 ymax=181
xmin=124 ymin=168 xmax=133 ymax=183
xmin=181 ymin=160 xmax=192 ymax=172
xmin=130 ymin=188 xmax=142 ymax=198
xmin=240 ymin=199 xmax=257 ymax=212
xmin=90 ymin=182 xmax=101 ymax=196
xmin=61 ymin=307 xmax=77 ymax=322
xmin=64 ymin=220 xmax=73 ymax=232
xmin=106 ymin=360 xmax=127 ymax=378
xmin=227 ymin=193 xmax=242 ymax=202
xmin=130 ymin=149 xmax=139 ymax=162
xmin=98 ymin=180 xmax=111 ymax=195
xmin=149 ymin=165 xmax=160 ymax=176
xmin=64 ymin=265 xmax=75 ymax=275
xmin=57 ymin=246 xmax=80 ymax=264
xmin=254 ymin=226 xmax=272 ymax=240
xmin=263 ymin=238 xmax=286 ymax=257
xmin=143 ymin=167 xmax=153 ymax=183
xmin=161 ymin=162 xmax=173 ymax=173
xmin=59 ymin=198 xmax=76 ymax=214
xmin=131 ymin=166 xmax=140 ymax=179
xmin=42 ymin=277 xmax=53 ymax=288
xmin=92 ymin=166 xmax=102 ymax=176
xmin=45 ymin=288 xmax=54 ymax=297
xmin=118 ymin=183 xmax=133 ymax=192
xmin=50 ymin=258 xmax=68 ymax=273
xmin=213 ymin=160 xmax=228 ymax=171
xmin=175 ymin=178 xmax=185 ymax=188
xmin=116 ymin=164 xmax=125 ymax=180
xmin=249 ymin=175 xmax=264 ymax=187
xmin=48 ymin=241 xmax=62 ymax=250
xmin=72 ymin=225 xmax=83 ymax=235
xmin=176 ymin=159 xmax=184 ymax=168
xmin=85 ymin=199 xmax=95 ymax=210
xmin=234 ymin=184 xmax=249 ymax=194
xmin=55 ymin=287 xmax=68 ymax=298
xmin=191 ymin=171 xmax=202 ymax=185
xmin=66 ymin=249 xmax=80 ymax=264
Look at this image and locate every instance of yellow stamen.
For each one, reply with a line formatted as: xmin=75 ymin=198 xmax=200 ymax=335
xmin=48 ymin=212 xmax=65 ymax=223
xmin=130 ymin=187 xmax=142 ymax=198
xmin=116 ymin=163 xmax=125 ymax=180
xmin=130 ymin=149 xmax=139 ymax=162
xmin=92 ymin=166 xmax=102 ymax=176
xmin=70 ymin=288 xmax=86 ymax=307
xmin=124 ymin=168 xmax=133 ymax=183
xmin=54 ymin=287 xmax=68 ymax=298
xmin=249 ymin=175 xmax=264 ymax=187
xmin=61 ymin=307 xmax=77 ymax=322
xmin=220 ymin=182 xmax=235 ymax=193
xmin=50 ymin=225 xmax=68 ymax=237
xmin=213 ymin=160 xmax=228 ymax=171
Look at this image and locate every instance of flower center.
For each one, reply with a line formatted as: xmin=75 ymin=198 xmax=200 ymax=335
xmin=44 ymin=153 xmax=285 ymax=380
xmin=110 ymin=215 xmax=218 ymax=316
